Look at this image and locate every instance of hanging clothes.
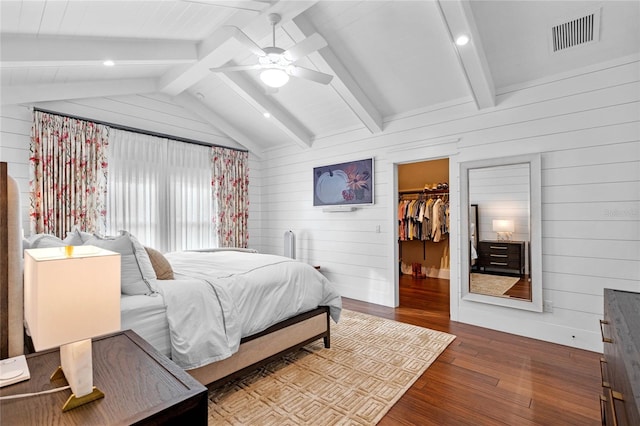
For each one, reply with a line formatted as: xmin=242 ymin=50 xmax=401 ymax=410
xmin=398 ymin=193 xmax=449 ymax=242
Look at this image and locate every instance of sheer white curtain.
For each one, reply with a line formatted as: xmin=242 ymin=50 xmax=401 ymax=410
xmin=106 ymin=129 xmax=215 ymax=252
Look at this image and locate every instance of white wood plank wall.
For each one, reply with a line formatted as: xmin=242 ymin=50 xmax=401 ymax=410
xmin=259 ymin=56 xmax=639 ymax=352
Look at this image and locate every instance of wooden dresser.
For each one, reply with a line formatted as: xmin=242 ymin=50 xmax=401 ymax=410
xmin=477 ymin=240 xmax=525 ymax=275
xmin=600 ymin=289 xmax=640 ymax=426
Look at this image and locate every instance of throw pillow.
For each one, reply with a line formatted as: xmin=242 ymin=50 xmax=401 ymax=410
xmin=144 ymin=246 xmax=175 ymax=280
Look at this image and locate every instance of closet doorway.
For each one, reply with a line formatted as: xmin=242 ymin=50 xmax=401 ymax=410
xmin=397 ymin=158 xmax=450 ymax=315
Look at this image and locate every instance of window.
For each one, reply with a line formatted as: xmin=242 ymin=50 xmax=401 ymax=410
xmin=106 ymin=129 xmax=215 ymax=252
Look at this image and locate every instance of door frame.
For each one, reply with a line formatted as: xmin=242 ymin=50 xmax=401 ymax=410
xmin=386 ymin=142 xmax=459 ymax=319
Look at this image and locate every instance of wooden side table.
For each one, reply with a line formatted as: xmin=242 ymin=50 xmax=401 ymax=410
xmin=0 ymin=330 xmax=208 ymax=425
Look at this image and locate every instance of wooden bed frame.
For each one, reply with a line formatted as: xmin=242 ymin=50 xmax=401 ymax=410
xmin=0 ymin=161 xmax=331 ymax=387
xmin=189 ymin=306 xmax=330 ymax=387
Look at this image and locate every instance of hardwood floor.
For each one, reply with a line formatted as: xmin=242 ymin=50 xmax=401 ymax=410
xmin=342 ymin=275 xmax=603 ymax=425
xmin=504 ymin=274 xmax=531 ymax=300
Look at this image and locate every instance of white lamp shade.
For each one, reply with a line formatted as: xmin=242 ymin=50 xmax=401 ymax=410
xmin=492 ymin=219 xmax=515 ymax=233
xmin=260 ymin=68 xmax=289 ymax=88
xmin=24 ymin=246 xmax=121 ymax=352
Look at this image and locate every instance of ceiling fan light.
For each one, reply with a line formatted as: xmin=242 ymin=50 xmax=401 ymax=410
xmin=260 ymin=68 xmax=289 ymax=88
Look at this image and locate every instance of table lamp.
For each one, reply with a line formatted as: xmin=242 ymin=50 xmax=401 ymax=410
xmin=493 ymin=219 xmax=515 ymax=241
xmin=24 ymin=245 xmax=120 ymax=412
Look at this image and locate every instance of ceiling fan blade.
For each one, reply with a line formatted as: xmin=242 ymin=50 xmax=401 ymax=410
xmin=283 ymin=33 xmax=327 ymax=62
xmin=289 ymin=66 xmax=333 ymax=85
xmin=226 ymin=26 xmax=266 ymax=57
xmin=210 ymin=64 xmax=262 ymax=72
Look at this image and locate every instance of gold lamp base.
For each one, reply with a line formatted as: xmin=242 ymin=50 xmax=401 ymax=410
xmin=50 ymin=366 xmax=105 ymax=412
xmin=61 ymin=387 xmax=105 ymax=412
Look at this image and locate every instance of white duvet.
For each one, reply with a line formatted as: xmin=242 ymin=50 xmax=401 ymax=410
xmin=158 ymin=251 xmax=342 ymax=370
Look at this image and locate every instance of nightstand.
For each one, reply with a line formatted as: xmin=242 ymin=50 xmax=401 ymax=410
xmin=477 ymin=240 xmax=525 ymax=275
xmin=0 ymin=330 xmax=208 ymax=425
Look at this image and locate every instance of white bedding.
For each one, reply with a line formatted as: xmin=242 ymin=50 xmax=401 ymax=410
xmin=120 ymin=293 xmax=171 ymax=357
xmin=129 ymin=251 xmax=341 ymax=370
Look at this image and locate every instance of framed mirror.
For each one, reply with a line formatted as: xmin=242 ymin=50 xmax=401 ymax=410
xmin=460 ymin=154 xmax=542 ymax=312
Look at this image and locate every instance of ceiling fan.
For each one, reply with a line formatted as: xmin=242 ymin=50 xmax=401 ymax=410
xmin=210 ymin=13 xmax=333 ymax=88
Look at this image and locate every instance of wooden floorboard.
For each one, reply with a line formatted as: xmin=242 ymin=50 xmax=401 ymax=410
xmin=343 ymin=275 xmax=602 ymax=425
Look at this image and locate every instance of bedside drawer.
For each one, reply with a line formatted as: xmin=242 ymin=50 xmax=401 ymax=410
xmin=477 ymin=241 xmax=525 ymax=274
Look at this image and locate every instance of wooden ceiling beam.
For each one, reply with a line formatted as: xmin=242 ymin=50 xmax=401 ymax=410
xmin=0 ymin=35 xmax=197 ymax=67
xmin=436 ymin=0 xmax=496 ymax=109
xmin=216 ymin=70 xmax=313 ymax=149
xmin=283 ymin=15 xmax=384 ymax=134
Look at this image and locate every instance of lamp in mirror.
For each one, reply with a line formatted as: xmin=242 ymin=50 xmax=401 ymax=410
xmin=24 ymin=246 xmax=121 ymax=411
xmin=493 ymin=219 xmax=514 ymax=240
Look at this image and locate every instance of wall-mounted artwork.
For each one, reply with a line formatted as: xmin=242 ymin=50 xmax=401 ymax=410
xmin=313 ymin=158 xmax=374 ymax=206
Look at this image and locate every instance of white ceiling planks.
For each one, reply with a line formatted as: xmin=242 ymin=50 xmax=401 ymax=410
xmin=0 ymin=0 xmax=638 ymax=152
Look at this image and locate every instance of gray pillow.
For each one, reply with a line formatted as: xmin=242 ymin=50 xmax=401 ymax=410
xmin=85 ymin=232 xmax=156 ymax=295
xmin=65 ymin=227 xmax=94 ymax=245
xmin=120 ymin=231 xmax=157 ymax=284
xmin=23 ymin=233 xmax=67 ymax=249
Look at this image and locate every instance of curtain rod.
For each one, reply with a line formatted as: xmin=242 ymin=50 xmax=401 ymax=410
xmin=32 ymin=107 xmax=249 ymax=153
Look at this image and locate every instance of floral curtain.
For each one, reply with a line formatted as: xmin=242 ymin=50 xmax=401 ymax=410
xmin=211 ymin=147 xmax=249 ymax=247
xmin=29 ymin=111 xmax=109 ymax=237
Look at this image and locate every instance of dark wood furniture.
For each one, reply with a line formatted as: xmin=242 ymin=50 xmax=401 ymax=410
xmin=600 ymin=289 xmax=640 ymax=426
xmin=477 ymin=240 xmax=525 ymax=275
xmin=0 ymin=162 xmax=23 ymax=359
xmin=0 ymin=162 xmax=8 ymax=359
xmin=0 ymin=330 xmax=208 ymax=425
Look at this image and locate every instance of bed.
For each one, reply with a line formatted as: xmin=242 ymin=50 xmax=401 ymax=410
xmin=0 ymin=161 xmax=342 ymax=387
xmin=121 ymin=248 xmax=342 ymax=386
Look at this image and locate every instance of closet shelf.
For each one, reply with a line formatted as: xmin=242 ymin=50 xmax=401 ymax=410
xmin=399 ymin=188 xmax=449 ymax=195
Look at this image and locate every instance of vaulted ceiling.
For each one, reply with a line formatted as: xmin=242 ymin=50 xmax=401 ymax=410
xmin=1 ymin=1 xmax=638 ymax=156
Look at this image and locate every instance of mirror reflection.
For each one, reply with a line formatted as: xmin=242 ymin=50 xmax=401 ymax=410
xmin=468 ymin=163 xmax=531 ymax=301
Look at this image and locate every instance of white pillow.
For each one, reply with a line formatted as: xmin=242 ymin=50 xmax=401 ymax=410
xmin=23 ymin=233 xmax=78 ymax=249
xmin=84 ymin=232 xmax=157 ymax=295
xmin=65 ymin=227 xmax=95 ymax=245
xmin=120 ymin=231 xmax=157 ymax=284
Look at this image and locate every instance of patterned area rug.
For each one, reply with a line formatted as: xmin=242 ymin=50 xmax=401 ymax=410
xmin=470 ymin=273 xmax=519 ymax=296
xmin=208 ymin=309 xmax=456 ymax=425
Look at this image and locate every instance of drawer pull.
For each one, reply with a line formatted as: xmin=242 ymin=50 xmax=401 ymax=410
xmin=599 ymin=320 xmax=613 ymax=343
xmin=610 ymin=389 xmax=624 ymax=426
xmin=489 ymin=246 xmax=508 ymax=250
xmin=599 ymin=357 xmax=610 ymax=388
xmin=490 ymin=254 xmax=508 ymax=258
xmin=600 ymin=389 xmax=624 ymax=426
xmin=490 ymin=262 xmax=508 ymax=266
xmin=600 ymin=394 xmax=608 ymax=426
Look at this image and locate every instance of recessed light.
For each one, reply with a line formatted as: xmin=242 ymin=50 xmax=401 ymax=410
xmin=263 ymin=112 xmax=271 ymax=118
xmin=455 ymin=35 xmax=469 ymax=46
xmin=103 ymin=60 xmax=115 ymax=67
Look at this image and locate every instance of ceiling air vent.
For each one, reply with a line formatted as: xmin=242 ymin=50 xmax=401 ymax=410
xmin=551 ymin=8 xmax=600 ymax=53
